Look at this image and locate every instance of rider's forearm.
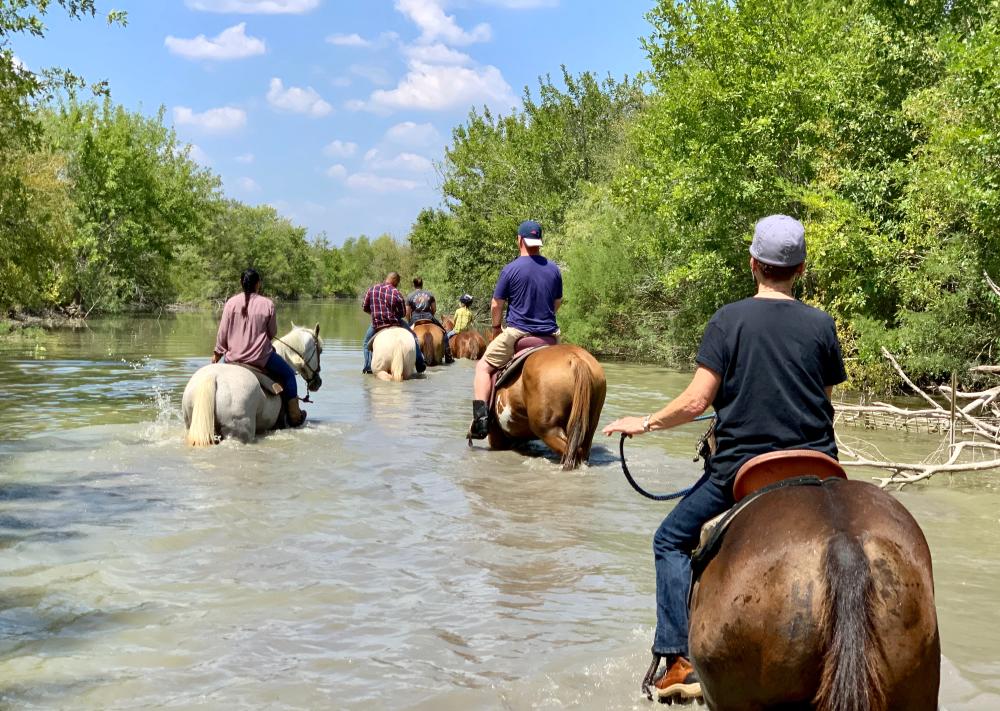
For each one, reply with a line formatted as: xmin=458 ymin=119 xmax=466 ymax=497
xmin=647 ymin=394 xmax=709 ymax=432
xmin=490 ymin=300 xmax=504 ymax=328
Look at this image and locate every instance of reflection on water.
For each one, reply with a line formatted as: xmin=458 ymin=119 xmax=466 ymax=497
xmin=0 ymin=300 xmax=997 ymax=708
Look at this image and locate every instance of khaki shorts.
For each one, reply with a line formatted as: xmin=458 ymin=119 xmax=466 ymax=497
xmin=483 ymin=326 xmax=560 ymax=369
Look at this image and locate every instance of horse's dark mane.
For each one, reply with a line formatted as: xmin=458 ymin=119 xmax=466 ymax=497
xmin=814 ymin=532 xmax=887 ymax=711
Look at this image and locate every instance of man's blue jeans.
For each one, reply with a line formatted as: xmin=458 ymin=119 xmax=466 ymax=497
xmin=362 ymin=320 xmax=426 ymax=371
xmin=652 ymin=469 xmax=733 ymax=656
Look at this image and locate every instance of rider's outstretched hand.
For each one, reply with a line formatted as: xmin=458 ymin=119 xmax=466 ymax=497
xmin=602 ymin=416 xmax=646 ymax=437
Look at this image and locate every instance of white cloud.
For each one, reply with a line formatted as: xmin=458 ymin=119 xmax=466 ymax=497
xmin=186 ymin=143 xmax=211 ymax=165
xmin=368 ymin=151 xmax=435 ymax=173
xmin=186 ymin=0 xmax=319 ymax=13
xmin=331 ymin=76 xmax=352 ymax=87
xmin=235 ymin=152 xmax=255 ymax=163
xmin=266 ymin=77 xmax=333 ymax=117
xmin=345 ymin=173 xmax=421 ymax=192
xmin=395 ymin=0 xmax=490 ymax=45
xmin=325 ymin=164 xmax=348 ymax=179
xmin=238 ymin=176 xmax=261 ymax=192
xmin=326 ymin=33 xmax=370 ymax=47
xmin=165 ymin=22 xmax=265 ymax=60
xmin=365 ymin=61 xmax=515 ymax=112
xmin=384 ymin=121 xmax=442 ymax=147
xmin=323 ymin=140 xmax=357 ymax=158
xmin=402 ymin=42 xmax=471 ymax=65
xmin=363 ymin=148 xmax=378 ymax=162
xmin=350 ymin=64 xmax=392 ymax=86
xmin=173 ymin=105 xmax=247 ymax=133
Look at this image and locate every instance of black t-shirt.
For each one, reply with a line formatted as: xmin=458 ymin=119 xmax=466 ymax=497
xmin=696 ymin=297 xmax=847 ymax=486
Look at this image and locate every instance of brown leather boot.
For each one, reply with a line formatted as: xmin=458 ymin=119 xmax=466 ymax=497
xmin=654 ymin=656 xmax=702 ymax=702
xmin=286 ymin=398 xmax=307 ymax=428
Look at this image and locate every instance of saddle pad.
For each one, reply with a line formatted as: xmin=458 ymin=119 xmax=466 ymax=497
xmin=230 ymin=363 xmax=283 ymax=397
xmin=489 ymin=345 xmax=550 ymax=410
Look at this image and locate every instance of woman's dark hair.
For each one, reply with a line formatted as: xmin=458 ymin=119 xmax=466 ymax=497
xmin=241 ymin=268 xmax=261 ymax=315
xmin=413 ymin=276 xmax=423 ymax=288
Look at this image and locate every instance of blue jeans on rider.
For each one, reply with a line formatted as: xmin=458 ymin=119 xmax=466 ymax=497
xmin=265 ymin=351 xmax=298 ymax=402
xmin=652 ymin=468 xmax=734 ymax=657
xmin=362 ymin=320 xmax=427 ymax=372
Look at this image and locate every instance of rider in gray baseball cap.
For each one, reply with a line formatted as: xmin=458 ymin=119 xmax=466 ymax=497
xmin=749 ymin=214 xmax=806 ymax=266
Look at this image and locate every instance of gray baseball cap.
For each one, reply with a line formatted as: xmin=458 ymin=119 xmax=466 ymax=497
xmin=750 ymin=214 xmax=806 ymax=267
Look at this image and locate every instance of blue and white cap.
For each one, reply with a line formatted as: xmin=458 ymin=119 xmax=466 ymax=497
xmin=750 ymin=215 xmax=806 ymax=267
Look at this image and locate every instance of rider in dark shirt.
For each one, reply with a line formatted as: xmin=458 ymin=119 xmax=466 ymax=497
xmin=603 ymin=215 xmax=846 ymax=704
xmin=405 ymin=277 xmax=454 ymax=364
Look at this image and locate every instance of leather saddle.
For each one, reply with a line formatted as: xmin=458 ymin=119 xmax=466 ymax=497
xmin=488 ymin=335 xmax=559 ymax=408
xmin=691 ymin=450 xmax=848 ymax=576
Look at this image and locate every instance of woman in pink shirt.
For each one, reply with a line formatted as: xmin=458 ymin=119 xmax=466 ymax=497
xmin=212 ymin=269 xmax=306 ymax=427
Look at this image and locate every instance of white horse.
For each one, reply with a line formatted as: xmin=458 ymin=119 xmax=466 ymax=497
xmin=371 ymin=326 xmax=417 ymax=382
xmin=183 ymin=323 xmax=323 ymax=446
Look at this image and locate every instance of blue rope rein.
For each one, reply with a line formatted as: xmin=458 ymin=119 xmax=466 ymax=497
xmin=618 ymin=414 xmax=715 ymax=501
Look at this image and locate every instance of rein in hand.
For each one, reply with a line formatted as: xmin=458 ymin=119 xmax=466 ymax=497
xmin=617 ymin=413 xmax=715 ymax=501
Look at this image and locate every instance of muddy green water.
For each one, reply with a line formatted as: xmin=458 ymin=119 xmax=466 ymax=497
xmin=0 ymin=300 xmax=996 ymax=709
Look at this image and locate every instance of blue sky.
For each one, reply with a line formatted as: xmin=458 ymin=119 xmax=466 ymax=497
xmin=15 ymin=0 xmax=653 ymax=245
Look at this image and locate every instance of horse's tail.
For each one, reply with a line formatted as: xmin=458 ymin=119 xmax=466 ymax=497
xmin=814 ymin=532 xmax=887 ymax=711
xmin=186 ymin=371 xmax=217 ymax=446
xmin=421 ymin=330 xmax=434 ymax=365
xmin=391 ymin=338 xmax=405 ymax=382
xmin=561 ymin=356 xmax=592 ymax=470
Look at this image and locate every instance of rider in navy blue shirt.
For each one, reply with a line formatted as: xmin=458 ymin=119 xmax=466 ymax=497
xmin=603 ymin=215 xmax=846 ymax=704
xmin=469 ymin=220 xmax=563 ymax=439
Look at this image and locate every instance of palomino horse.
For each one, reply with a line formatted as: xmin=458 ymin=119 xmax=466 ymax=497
xmin=489 ymin=344 xmax=606 ymax=469
xmin=371 ymin=326 xmax=418 ymax=381
xmin=412 ymin=321 xmax=446 ymax=366
xmin=183 ymin=323 xmax=323 ymax=445
xmin=686 ymin=472 xmax=939 ymax=710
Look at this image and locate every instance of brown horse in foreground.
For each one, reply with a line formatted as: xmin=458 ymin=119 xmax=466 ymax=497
xmin=689 ymin=478 xmax=939 ymax=710
xmin=413 ymin=322 xmax=446 ymax=366
xmin=488 ymin=344 xmax=606 ymax=469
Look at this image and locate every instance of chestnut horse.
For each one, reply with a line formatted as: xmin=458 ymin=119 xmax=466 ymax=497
xmin=452 ymin=330 xmax=486 ymax=360
xmin=488 ymin=344 xmax=606 ymax=469
xmin=688 ymin=478 xmax=939 ymax=710
xmin=413 ymin=321 xmax=446 ymax=366
xmin=441 ymin=314 xmax=486 ymax=360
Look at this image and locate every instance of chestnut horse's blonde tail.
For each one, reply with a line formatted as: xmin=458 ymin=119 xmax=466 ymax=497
xmin=561 ymin=356 xmax=592 ymax=470
xmin=186 ymin=372 xmax=218 ymax=446
xmin=390 ymin=339 xmax=405 ymax=382
xmin=814 ymin=533 xmax=887 ymax=711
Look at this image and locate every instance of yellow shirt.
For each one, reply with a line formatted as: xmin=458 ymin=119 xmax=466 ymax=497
xmin=452 ymin=306 xmax=473 ymax=333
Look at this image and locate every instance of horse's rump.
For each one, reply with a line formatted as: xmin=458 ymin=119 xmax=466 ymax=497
xmin=372 ymin=327 xmax=416 ymax=381
xmin=413 ymin=322 xmax=444 ymax=366
xmin=690 ymin=479 xmax=939 ymax=710
xmin=451 ymin=330 xmax=485 ymax=360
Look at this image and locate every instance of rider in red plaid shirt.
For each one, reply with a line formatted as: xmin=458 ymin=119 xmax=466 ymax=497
xmin=362 ymin=272 xmax=427 ymax=374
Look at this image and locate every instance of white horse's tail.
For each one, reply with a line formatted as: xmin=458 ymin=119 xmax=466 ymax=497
xmin=186 ymin=372 xmax=218 ymax=446
xmin=390 ymin=339 xmax=405 ymax=382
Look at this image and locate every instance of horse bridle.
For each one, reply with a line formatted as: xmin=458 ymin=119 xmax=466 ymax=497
xmin=275 ymin=333 xmax=322 ymax=392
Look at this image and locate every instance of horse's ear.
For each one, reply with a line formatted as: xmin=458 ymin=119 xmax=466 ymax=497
xmin=314 ymin=323 xmax=320 ymax=337
xmin=291 ymin=320 xmax=298 ymax=330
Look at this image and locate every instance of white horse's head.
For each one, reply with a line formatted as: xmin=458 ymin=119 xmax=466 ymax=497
xmin=277 ymin=322 xmax=323 ymax=392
